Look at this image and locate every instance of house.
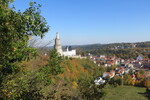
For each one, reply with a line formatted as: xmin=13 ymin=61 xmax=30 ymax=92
xmin=121 ymin=59 xmax=125 ymax=63
xmin=103 ymin=72 xmax=109 ymax=78
xmin=142 ymin=62 xmax=150 ymax=70
xmin=95 ymin=61 xmax=101 ymax=66
xmin=103 ymin=70 xmax=115 ymax=79
xmin=137 ymin=55 xmax=143 ymax=61
xmin=124 ymin=68 xmax=130 ymax=74
xmin=127 ymin=63 xmax=134 ymax=69
xmin=143 ymin=59 xmax=150 ymax=62
xmin=94 ymin=77 xmax=106 ymax=85
xmin=99 ymin=55 xmax=106 ymax=58
xmin=115 ymin=67 xmax=125 ymax=75
xmin=115 ymin=59 xmax=121 ymax=65
xmin=106 ymin=62 xmax=113 ymax=67
xmin=109 ymin=70 xmax=115 ymax=78
xmin=133 ymin=61 xmax=142 ymax=68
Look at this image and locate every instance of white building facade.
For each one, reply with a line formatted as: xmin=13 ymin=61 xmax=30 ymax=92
xmin=63 ymin=47 xmax=76 ymax=57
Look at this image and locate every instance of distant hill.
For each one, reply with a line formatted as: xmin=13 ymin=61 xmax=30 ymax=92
xmin=47 ymin=41 xmax=150 ymax=52
xmin=70 ymin=44 xmax=103 ymax=50
xmin=72 ymin=41 xmax=150 ymax=51
xmin=66 ymin=41 xmax=150 ymax=59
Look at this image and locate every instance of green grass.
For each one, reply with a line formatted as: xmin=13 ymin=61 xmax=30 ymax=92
xmin=102 ymin=86 xmax=149 ymax=100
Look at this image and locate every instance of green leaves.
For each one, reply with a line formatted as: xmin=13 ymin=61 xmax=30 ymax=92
xmin=46 ymin=49 xmax=64 ymax=75
xmin=0 ymin=1 xmax=49 ymax=75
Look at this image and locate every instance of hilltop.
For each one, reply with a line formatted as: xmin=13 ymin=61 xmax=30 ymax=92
xmin=72 ymin=41 xmax=150 ymax=51
xmin=0 ymin=53 xmax=106 ymax=99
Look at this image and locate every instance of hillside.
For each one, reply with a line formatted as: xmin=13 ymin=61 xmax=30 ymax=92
xmin=0 ymin=55 xmax=106 ymax=99
xmin=73 ymin=41 xmax=150 ymax=59
xmin=73 ymin=41 xmax=150 ymax=51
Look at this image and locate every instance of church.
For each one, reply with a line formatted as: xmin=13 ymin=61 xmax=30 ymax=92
xmin=54 ymin=32 xmax=76 ymax=57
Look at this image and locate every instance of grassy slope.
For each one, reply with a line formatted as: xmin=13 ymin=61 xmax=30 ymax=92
xmin=103 ymin=86 xmax=148 ymax=100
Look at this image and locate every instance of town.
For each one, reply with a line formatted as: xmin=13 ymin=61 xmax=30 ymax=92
xmin=88 ymin=54 xmax=150 ymax=85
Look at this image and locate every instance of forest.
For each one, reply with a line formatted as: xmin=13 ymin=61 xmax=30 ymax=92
xmin=74 ymin=41 xmax=150 ymax=51
xmin=75 ymin=43 xmax=150 ymax=59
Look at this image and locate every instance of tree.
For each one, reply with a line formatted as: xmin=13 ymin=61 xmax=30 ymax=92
xmin=123 ymin=75 xmax=133 ymax=85
xmin=144 ymin=80 xmax=150 ymax=88
xmin=78 ymin=76 xmax=106 ymax=100
xmin=0 ymin=1 xmax=49 ymax=76
xmin=46 ymin=49 xmax=64 ymax=75
xmin=139 ymin=70 xmax=145 ymax=75
xmin=109 ymin=76 xmax=123 ymax=86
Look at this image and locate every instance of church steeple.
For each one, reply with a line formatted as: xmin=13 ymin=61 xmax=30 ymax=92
xmin=54 ymin=32 xmax=63 ymax=55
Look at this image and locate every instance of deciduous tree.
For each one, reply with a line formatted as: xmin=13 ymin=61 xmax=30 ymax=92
xmin=0 ymin=0 xmax=49 ymax=76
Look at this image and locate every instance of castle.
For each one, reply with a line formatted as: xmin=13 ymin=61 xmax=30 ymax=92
xmin=54 ymin=32 xmax=76 ymax=57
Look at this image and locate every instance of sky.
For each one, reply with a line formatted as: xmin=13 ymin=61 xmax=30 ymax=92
xmin=12 ymin=0 xmax=150 ymax=45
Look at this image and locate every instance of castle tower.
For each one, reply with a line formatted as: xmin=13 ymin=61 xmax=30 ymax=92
xmin=54 ymin=32 xmax=63 ymax=55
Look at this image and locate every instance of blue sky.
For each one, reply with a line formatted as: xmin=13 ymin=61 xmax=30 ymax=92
xmin=13 ymin=0 xmax=150 ymax=45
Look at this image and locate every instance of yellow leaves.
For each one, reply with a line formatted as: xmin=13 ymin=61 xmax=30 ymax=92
xmin=6 ymin=80 xmax=13 ymax=85
xmin=29 ymin=37 xmax=32 ymax=40
xmin=57 ymin=74 xmax=63 ymax=78
xmin=2 ymin=89 xmax=7 ymax=92
xmin=131 ymin=80 xmax=135 ymax=86
xmin=71 ymin=81 xmax=78 ymax=89
xmin=5 ymin=22 xmax=10 ymax=25
xmin=51 ymin=77 xmax=56 ymax=83
xmin=144 ymin=80 xmax=150 ymax=88
xmin=28 ymin=35 xmax=32 ymax=40
xmin=59 ymin=58 xmax=95 ymax=83
xmin=7 ymin=91 xmax=12 ymax=97
xmin=65 ymin=67 xmax=70 ymax=72
xmin=13 ymin=47 xmax=16 ymax=51
xmin=18 ymin=77 xmax=23 ymax=80
xmin=72 ymin=81 xmax=78 ymax=87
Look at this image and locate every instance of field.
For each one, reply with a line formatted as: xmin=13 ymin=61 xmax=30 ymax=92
xmin=102 ymin=86 xmax=149 ymax=100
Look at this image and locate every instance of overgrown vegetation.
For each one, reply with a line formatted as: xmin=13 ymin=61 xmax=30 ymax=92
xmin=0 ymin=50 xmax=107 ymax=99
xmin=0 ymin=0 xmax=49 ymax=79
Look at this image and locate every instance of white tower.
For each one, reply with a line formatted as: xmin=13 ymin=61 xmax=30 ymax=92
xmin=54 ymin=32 xmax=63 ymax=55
